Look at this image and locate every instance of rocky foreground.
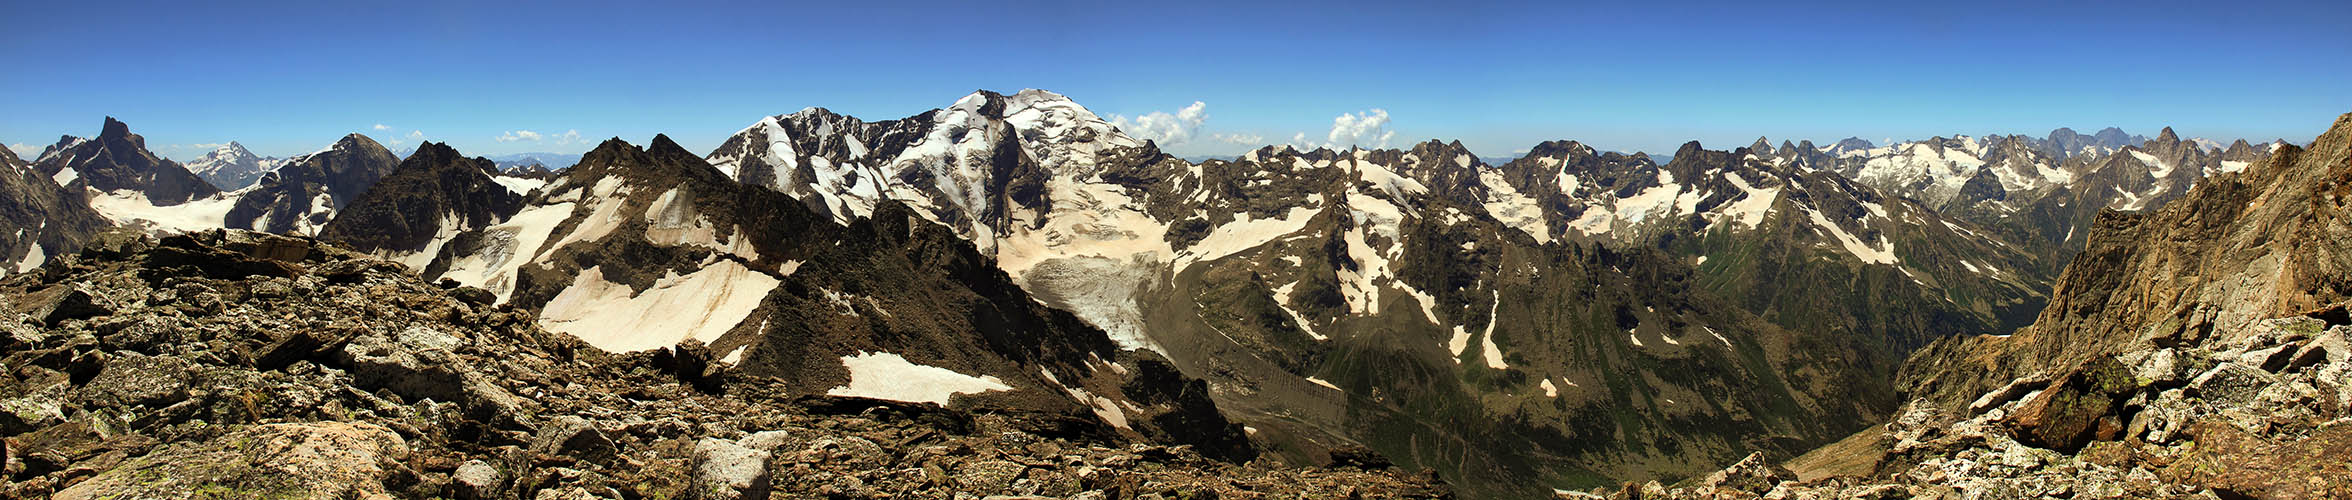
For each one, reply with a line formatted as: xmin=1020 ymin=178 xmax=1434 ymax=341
xmin=0 ymin=230 xmax=1448 ymax=499
xmin=1558 ymin=306 xmax=2351 ymax=500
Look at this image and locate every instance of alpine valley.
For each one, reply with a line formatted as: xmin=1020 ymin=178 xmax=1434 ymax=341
xmin=4 ymin=91 xmax=2346 ymax=500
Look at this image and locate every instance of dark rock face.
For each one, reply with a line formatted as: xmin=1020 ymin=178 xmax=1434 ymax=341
xmin=318 ymin=142 xmax=526 ymax=254
xmin=0 ymin=145 xmax=109 ymax=276
xmin=225 ymin=133 xmax=401 ymax=235
xmin=1832 ymin=137 xmax=1875 ymax=153
xmin=2092 ymin=127 xmax=2140 ymax=150
xmin=0 ymin=229 xmax=1446 ymax=499
xmin=32 ymin=117 xmax=219 ymax=205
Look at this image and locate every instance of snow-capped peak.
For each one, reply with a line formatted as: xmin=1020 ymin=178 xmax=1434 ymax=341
xmin=997 ymin=89 xmax=1143 ymax=173
xmin=185 ymin=140 xmax=285 ymax=189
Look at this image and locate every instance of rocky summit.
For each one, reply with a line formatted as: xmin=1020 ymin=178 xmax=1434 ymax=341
xmin=0 ymin=229 xmax=1448 ymax=499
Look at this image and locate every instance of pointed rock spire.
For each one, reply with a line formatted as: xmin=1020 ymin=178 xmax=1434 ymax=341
xmin=100 ymin=116 xmax=131 ymax=140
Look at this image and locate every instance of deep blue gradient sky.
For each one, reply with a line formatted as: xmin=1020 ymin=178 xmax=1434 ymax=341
xmin=5 ymin=0 xmax=2349 ymax=161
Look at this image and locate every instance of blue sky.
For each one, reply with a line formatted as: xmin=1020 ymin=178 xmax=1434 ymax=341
xmin=5 ymin=0 xmax=2349 ymax=161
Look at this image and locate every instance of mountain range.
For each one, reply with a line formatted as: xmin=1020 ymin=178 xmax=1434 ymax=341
xmin=1 ymin=91 xmax=2341 ymax=499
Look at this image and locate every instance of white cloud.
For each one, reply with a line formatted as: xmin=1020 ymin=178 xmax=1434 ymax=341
xmin=1289 ymin=132 xmax=1313 ymax=150
xmin=497 ymin=130 xmax=542 ymax=143
xmin=408 ymin=130 xmax=426 ymax=139
xmin=7 ymin=143 xmax=38 ymax=158
xmin=1211 ymin=133 xmax=1265 ymax=146
xmin=1109 ymin=101 xmax=1208 ymax=146
xmin=497 ymin=129 xmax=585 ymax=145
xmin=372 ymin=124 xmax=391 ymax=131
xmin=180 ymin=142 xmax=229 ymax=151
xmin=1325 ymin=109 xmax=1395 ymax=149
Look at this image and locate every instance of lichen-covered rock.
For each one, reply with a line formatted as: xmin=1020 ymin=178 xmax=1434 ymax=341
xmin=451 ymin=459 xmax=505 ymax=500
xmin=52 ymin=421 xmax=410 ymax=500
xmin=690 ymin=437 xmax=771 ymax=500
xmin=2003 ymin=357 xmax=2139 ymax=451
xmin=532 ymin=416 xmax=619 ymax=466
xmin=2185 ymin=362 xmax=2274 ymax=405
xmin=82 ymin=352 xmax=193 ymax=408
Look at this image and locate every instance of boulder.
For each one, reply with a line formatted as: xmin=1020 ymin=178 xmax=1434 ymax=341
xmin=956 ymin=459 xmax=1027 ymax=492
xmin=2004 ymin=358 xmax=2140 ymax=451
xmin=12 ymin=285 xmax=112 ymax=326
xmin=738 ymin=430 xmax=792 ymax=453
xmin=2240 ymin=343 xmax=2301 ymax=372
xmin=2164 ymin=421 xmax=2352 ymax=500
xmin=2121 ymin=348 xmax=2193 ymax=388
xmin=0 ymin=396 xmax=66 ymax=435
xmin=2285 ymin=329 xmax=2346 ymax=372
xmin=533 ymin=486 xmax=610 ymax=500
xmin=2186 ymin=362 xmax=2276 ymax=406
xmin=1699 ymin=451 xmax=1796 ymax=494
xmin=53 ymin=421 xmax=410 ymax=500
xmin=531 ymin=416 xmax=618 ymax=466
xmin=462 ymin=377 xmax=527 ymax=429
xmin=3 ymin=319 xmax=49 ymax=348
xmin=338 ymin=330 xmax=468 ymax=403
xmin=1969 ymin=377 xmax=2048 ymax=414
xmin=690 ymin=437 xmax=771 ymax=500
xmin=83 ymin=352 xmax=192 ymax=408
xmin=256 ymin=327 xmax=357 ymax=370
xmin=450 ymin=286 xmax=496 ymax=306
xmin=451 ymin=460 xmax=505 ymax=500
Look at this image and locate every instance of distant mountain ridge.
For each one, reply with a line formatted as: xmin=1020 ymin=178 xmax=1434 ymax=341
xmin=484 ymin=152 xmax=584 ymax=173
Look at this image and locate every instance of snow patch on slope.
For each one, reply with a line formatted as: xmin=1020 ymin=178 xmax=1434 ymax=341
xmin=491 ymin=176 xmax=546 ymax=196
xmin=825 ymin=352 xmax=1013 ymax=405
xmin=1173 ymin=200 xmax=1318 ymax=273
xmin=1803 ymin=207 xmax=1899 ymax=265
xmin=89 ymin=190 xmax=238 ymax=234
xmin=1271 ymin=281 xmax=1326 ymax=341
xmin=1716 ymin=172 xmax=1780 ymax=229
xmin=538 ymin=262 xmax=780 ymax=352
xmin=1478 ymin=169 xmax=1550 ymax=243
xmin=434 ymin=201 xmax=576 ymax=303
xmin=15 ymin=242 xmax=43 ymax=273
